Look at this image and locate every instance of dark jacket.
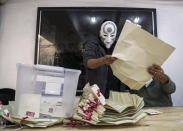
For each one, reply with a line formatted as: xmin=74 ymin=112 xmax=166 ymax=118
xmin=83 ymin=37 xmax=129 ymax=97
xmin=83 ymin=37 xmax=108 ymax=95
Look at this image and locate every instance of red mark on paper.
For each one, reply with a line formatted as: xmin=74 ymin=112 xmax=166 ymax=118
xmin=97 ymin=89 xmax=100 ymax=97
xmin=82 ymin=115 xmax=92 ymax=121
xmin=23 ymin=116 xmax=28 ymax=120
xmin=7 ymin=113 xmax=10 ymax=117
xmin=26 ymin=111 xmax=35 ymax=117
xmin=48 ymin=108 xmax=53 ymax=113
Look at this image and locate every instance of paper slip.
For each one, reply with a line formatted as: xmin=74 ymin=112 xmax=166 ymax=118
xmin=143 ymin=109 xmax=162 ymax=115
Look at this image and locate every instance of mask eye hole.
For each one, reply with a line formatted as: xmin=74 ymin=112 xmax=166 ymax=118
xmin=110 ymin=35 xmax=115 ymax=37
xmin=103 ymin=34 xmax=107 ymax=37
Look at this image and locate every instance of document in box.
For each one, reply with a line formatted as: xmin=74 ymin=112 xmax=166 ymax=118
xmin=40 ymin=96 xmax=65 ymax=117
xmin=45 ymin=82 xmax=62 ymax=95
xmin=111 ymin=20 xmax=175 ymax=90
xmin=37 ymin=75 xmax=64 ymax=96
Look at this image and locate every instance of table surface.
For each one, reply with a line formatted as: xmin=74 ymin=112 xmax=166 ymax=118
xmin=5 ymin=107 xmax=183 ymax=131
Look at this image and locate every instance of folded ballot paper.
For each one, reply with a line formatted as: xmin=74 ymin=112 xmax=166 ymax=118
xmin=72 ymin=83 xmax=146 ymax=125
xmin=100 ymin=91 xmax=146 ymax=125
xmin=111 ymin=20 xmax=175 ymax=90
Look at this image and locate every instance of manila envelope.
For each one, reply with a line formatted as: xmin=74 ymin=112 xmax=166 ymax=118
xmin=111 ymin=20 xmax=175 ymax=90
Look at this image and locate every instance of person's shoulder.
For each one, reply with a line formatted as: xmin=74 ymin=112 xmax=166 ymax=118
xmin=84 ymin=36 xmax=101 ymax=47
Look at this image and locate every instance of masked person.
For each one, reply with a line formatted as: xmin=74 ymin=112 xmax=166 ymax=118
xmin=83 ymin=21 xmax=129 ymax=98
xmin=83 ymin=20 xmax=176 ymax=106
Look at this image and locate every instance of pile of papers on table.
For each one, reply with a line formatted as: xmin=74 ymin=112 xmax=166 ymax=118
xmin=1 ymin=84 xmax=146 ymax=127
xmin=0 ymin=101 xmax=63 ymax=128
xmin=72 ymin=84 xmax=146 ymax=125
xmin=100 ymin=91 xmax=146 ymax=125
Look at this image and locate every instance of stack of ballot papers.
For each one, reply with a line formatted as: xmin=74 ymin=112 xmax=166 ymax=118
xmin=111 ymin=20 xmax=175 ymax=90
xmin=99 ymin=91 xmax=146 ymax=125
xmin=72 ymin=83 xmax=146 ymax=125
xmin=72 ymin=83 xmax=106 ymax=125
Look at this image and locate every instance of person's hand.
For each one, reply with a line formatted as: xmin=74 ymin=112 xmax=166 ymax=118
xmin=103 ymin=55 xmax=117 ymax=65
xmin=147 ymin=64 xmax=168 ymax=84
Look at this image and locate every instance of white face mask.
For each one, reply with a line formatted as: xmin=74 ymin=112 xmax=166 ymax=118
xmin=100 ymin=21 xmax=117 ymax=49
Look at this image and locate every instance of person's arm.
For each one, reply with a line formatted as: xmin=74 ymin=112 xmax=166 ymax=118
xmin=148 ymin=64 xmax=176 ymax=94
xmin=87 ymin=55 xmax=117 ymax=69
xmin=161 ymin=76 xmax=176 ymax=94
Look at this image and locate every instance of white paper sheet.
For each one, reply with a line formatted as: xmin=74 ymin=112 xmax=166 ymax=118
xmin=37 ymin=75 xmax=64 ymax=95
xmin=45 ymin=82 xmax=61 ymax=95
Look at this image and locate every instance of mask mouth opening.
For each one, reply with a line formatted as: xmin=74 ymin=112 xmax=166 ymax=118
xmin=105 ymin=44 xmax=112 ymax=49
xmin=100 ymin=21 xmax=117 ymax=49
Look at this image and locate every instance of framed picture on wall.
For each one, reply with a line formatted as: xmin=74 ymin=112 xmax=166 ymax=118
xmin=34 ymin=7 xmax=157 ymax=95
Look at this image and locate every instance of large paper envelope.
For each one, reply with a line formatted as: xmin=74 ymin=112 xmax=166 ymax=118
xmin=111 ymin=20 xmax=175 ymax=90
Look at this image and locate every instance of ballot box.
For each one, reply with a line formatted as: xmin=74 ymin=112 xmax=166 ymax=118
xmin=14 ymin=63 xmax=81 ymax=118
